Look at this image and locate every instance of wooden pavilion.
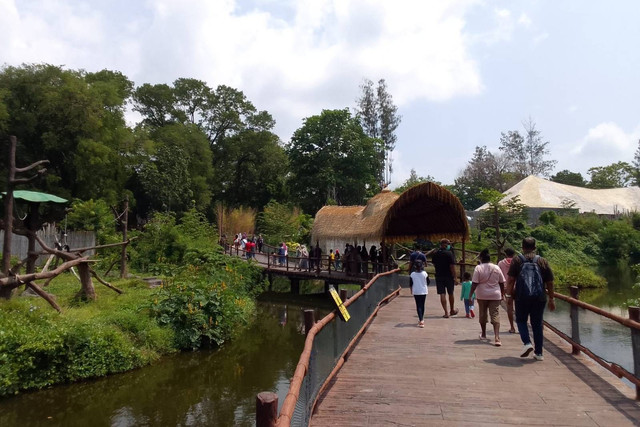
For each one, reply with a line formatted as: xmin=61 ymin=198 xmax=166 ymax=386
xmin=311 ymin=182 xmax=470 ymax=259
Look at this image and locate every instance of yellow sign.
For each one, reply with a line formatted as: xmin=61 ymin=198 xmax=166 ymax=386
xmin=328 ymin=286 xmax=350 ymax=322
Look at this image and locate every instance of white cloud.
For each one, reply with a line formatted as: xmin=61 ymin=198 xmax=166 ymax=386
xmin=518 ymin=13 xmax=532 ymax=28
xmin=532 ymin=32 xmax=549 ymax=45
xmin=0 ymin=0 xmax=486 ymax=141
xmin=570 ymin=122 xmax=640 ymax=169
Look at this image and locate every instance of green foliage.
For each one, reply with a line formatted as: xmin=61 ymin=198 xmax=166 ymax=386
xmin=287 ymin=109 xmax=382 ymax=214
xmin=598 ymin=219 xmax=640 ymax=264
xmin=148 ymin=249 xmax=264 ymax=350
xmin=66 ymin=198 xmax=117 ymax=244
xmin=550 ymin=169 xmax=587 ymax=187
xmin=588 ymin=161 xmax=635 ymax=188
xmin=257 ymin=200 xmax=313 ymax=245
xmin=0 ymin=278 xmax=175 ymax=396
xmin=394 ymin=169 xmax=439 ymax=194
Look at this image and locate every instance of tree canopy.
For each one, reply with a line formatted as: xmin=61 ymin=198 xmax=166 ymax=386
xmin=286 ymin=109 xmax=382 ymax=214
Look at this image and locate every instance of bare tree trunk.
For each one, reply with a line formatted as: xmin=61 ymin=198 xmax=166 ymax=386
xmin=2 ymin=136 xmax=17 ymax=278
xmin=77 ymin=263 xmax=96 ymax=300
xmin=120 ymin=197 xmax=128 ymax=279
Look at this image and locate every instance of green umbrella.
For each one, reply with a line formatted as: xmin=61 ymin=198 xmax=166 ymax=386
xmin=2 ymin=190 xmax=67 ymax=204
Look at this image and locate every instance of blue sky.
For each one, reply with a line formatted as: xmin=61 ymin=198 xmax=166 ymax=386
xmin=1 ymin=0 xmax=639 ymax=188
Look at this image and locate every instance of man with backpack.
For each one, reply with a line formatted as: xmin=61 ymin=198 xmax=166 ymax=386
xmin=505 ymin=237 xmax=556 ymax=361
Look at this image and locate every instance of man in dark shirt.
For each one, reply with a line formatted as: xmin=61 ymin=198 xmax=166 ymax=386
xmin=409 ymin=244 xmax=427 ymax=274
xmin=430 ymin=238 xmax=459 ymax=317
xmin=506 ymin=237 xmax=555 ymax=361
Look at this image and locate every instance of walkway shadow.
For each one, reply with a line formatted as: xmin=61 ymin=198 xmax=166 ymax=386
xmin=543 ymin=339 xmax=640 ymax=424
xmin=483 ymin=356 xmax=537 ymax=367
xmin=394 ymin=323 xmax=421 ymax=328
xmin=454 ymin=338 xmax=491 ymax=346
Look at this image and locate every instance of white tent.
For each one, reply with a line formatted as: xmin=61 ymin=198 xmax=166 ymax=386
xmin=475 ymin=175 xmax=640 ymax=215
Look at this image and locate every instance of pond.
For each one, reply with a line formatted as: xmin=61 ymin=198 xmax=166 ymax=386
xmin=0 ymin=292 xmax=333 ymax=427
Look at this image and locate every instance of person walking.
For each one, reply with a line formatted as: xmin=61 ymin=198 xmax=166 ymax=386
xmin=460 ymin=271 xmax=475 ymax=318
xmin=409 ymin=260 xmax=429 ymax=328
xmin=429 ymin=239 xmax=459 ymax=317
xmin=498 ymin=248 xmax=517 ymax=333
xmin=506 ymin=237 xmax=556 ymax=361
xmin=469 ymin=248 xmax=506 ymax=347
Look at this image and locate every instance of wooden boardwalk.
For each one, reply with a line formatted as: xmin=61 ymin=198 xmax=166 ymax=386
xmin=311 ymin=286 xmax=640 ymax=426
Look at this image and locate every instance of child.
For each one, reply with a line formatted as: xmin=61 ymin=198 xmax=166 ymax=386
xmin=409 ymin=260 xmax=429 ymax=328
xmin=460 ymin=271 xmax=475 ymax=318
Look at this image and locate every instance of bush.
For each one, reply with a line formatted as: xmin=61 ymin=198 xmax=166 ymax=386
xmin=0 ymin=278 xmax=175 ymax=397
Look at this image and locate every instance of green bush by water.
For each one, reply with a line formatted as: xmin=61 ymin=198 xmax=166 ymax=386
xmin=0 ymin=278 xmax=175 ymax=396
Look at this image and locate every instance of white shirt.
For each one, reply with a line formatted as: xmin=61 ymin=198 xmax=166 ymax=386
xmin=410 ymin=271 xmax=429 ymax=295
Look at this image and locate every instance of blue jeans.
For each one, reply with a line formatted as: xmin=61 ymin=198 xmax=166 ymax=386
xmin=463 ymin=299 xmax=475 ymax=315
xmin=515 ymin=299 xmax=546 ymax=355
xmin=414 ymin=294 xmax=426 ymax=321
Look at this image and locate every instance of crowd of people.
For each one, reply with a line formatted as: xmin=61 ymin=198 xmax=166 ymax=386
xmin=408 ymin=237 xmax=556 ymax=361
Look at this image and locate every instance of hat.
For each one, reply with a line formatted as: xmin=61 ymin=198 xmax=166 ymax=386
xmin=440 ymin=238 xmax=450 ymax=245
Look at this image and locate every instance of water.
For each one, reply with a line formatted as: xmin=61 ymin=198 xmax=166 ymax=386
xmin=0 ymin=296 xmax=332 ymax=427
xmin=546 ymin=264 xmax=639 ymax=386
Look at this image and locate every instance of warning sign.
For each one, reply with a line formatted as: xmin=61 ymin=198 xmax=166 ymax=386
xmin=328 ymin=285 xmax=350 ymax=322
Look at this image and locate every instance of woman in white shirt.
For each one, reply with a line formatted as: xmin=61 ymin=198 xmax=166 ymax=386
xmin=470 ymin=248 xmax=506 ymax=346
xmin=409 ymin=260 xmax=429 ymax=328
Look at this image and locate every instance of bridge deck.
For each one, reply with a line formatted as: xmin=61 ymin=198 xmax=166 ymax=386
xmin=311 ymin=287 xmax=640 ymax=426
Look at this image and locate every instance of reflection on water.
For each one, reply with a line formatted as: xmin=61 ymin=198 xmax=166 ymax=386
xmin=0 ymin=300 xmax=328 ymax=427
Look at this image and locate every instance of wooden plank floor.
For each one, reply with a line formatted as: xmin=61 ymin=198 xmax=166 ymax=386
xmin=311 ymin=286 xmax=640 ymax=426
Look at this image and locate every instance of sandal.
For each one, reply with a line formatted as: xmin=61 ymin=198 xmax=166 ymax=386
xmin=509 ymin=329 xmax=516 ymax=334
xmin=442 ymin=314 xmax=450 ymax=318
xmin=479 ymin=334 xmax=488 ymax=341
xmin=494 ymin=340 xmax=502 ymax=347
xmin=450 ymin=308 xmax=459 ymax=316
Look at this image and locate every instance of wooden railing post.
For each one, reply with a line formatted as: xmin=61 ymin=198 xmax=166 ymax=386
xmin=628 ymin=306 xmax=640 ymax=400
xmin=256 ymin=392 xmax=278 ymax=427
xmin=570 ymin=286 xmax=581 ymax=355
xmin=304 ymin=309 xmax=315 ymax=335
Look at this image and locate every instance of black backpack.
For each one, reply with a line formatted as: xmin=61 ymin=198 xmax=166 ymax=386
xmin=515 ymin=254 xmax=545 ymax=301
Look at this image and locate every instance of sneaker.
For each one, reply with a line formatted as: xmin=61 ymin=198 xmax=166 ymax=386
xmin=465 ymin=314 xmax=471 ymax=318
xmin=470 ymin=309 xmax=475 ymax=318
xmin=520 ymin=343 xmax=534 ymax=358
xmin=533 ymin=353 xmax=544 ymax=361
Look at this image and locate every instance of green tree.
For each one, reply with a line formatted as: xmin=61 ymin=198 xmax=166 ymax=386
xmin=257 ymin=200 xmax=312 ymax=245
xmin=477 ymin=189 xmax=527 ymax=257
xmin=550 ymin=170 xmax=587 ymax=187
xmin=0 ymin=64 xmax=134 ymax=203
xmin=394 ymin=169 xmax=438 ymax=194
xmin=499 ymin=118 xmax=557 ymax=178
xmin=355 ymin=78 xmax=401 ymax=186
xmin=287 ymin=109 xmax=383 ymax=214
xmin=588 ymin=161 xmax=635 ymax=189
xmin=212 ymin=130 xmax=288 ymax=210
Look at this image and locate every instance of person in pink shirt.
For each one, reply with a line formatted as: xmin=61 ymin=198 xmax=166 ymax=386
xmin=498 ymin=248 xmax=516 ymax=333
xmin=470 ymin=248 xmax=506 ymax=346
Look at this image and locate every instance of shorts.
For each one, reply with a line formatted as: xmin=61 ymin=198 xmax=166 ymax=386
xmin=477 ymin=299 xmax=501 ymax=325
xmin=435 ymin=277 xmax=455 ymax=295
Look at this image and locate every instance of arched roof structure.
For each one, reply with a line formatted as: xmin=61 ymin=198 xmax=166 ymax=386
xmin=311 ymin=182 xmax=469 ymax=247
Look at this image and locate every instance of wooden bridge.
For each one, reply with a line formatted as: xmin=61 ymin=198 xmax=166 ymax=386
xmin=308 ymin=286 xmax=640 ymax=426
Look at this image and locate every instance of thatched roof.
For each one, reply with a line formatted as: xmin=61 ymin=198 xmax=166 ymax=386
xmin=311 ymin=183 xmax=470 ymax=245
xmin=475 ymin=175 xmax=640 ymax=215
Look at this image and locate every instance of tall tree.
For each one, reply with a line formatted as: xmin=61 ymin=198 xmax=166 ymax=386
xmin=287 ymin=109 xmax=383 ymax=214
xmin=499 ymin=118 xmax=557 ymax=178
xmin=633 ymin=139 xmax=640 ymax=186
xmin=355 ymin=78 xmax=401 ymax=186
xmin=550 ymin=170 xmax=587 ymax=187
xmin=0 ymin=64 xmax=134 ymax=203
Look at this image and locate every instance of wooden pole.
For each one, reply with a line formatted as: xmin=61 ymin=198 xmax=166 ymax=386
xmin=255 ymin=392 xmax=278 ymax=427
xmin=2 ymin=136 xmax=17 ymax=277
xmin=120 ymin=197 xmax=128 ymax=279
xmin=569 ymin=286 xmax=581 ymax=355
xmin=628 ymin=306 xmax=640 ymax=400
xmin=304 ymin=309 xmax=315 ymax=335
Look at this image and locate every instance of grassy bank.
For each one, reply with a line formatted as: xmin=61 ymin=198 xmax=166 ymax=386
xmin=0 ymin=252 xmax=265 ymax=397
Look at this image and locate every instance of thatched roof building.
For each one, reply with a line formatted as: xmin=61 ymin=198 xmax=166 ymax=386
xmin=311 ymin=182 xmax=470 ymax=252
xmin=475 ymin=175 xmax=640 ymax=215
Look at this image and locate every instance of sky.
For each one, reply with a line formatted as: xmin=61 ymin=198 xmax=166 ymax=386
xmin=1 ymin=0 xmax=639 ymax=188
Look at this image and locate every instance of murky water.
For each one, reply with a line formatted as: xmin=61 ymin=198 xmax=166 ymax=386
xmin=0 ymin=296 xmax=332 ymax=427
